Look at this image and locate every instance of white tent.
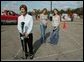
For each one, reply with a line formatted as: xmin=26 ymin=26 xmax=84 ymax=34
xmin=73 ymin=13 xmax=80 ymax=19
xmin=61 ymin=13 xmax=71 ymax=21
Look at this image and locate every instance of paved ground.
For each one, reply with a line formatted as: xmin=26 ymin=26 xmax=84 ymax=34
xmin=1 ymin=18 xmax=83 ymax=61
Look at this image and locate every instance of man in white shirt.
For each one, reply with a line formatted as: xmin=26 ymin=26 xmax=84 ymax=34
xmin=17 ymin=4 xmax=33 ymax=59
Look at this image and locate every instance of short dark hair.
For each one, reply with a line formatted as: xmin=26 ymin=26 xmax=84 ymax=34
xmin=19 ymin=4 xmax=27 ymax=12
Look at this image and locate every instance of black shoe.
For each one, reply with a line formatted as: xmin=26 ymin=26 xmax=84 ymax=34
xmin=25 ymin=56 xmax=27 ymax=59
xmin=25 ymin=52 xmax=29 ymax=59
xmin=29 ymin=54 xmax=34 ymax=59
xmin=25 ymin=53 xmax=28 ymax=59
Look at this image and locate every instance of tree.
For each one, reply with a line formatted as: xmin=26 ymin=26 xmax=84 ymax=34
xmin=60 ymin=9 xmax=66 ymax=14
xmin=74 ymin=7 xmax=83 ymax=16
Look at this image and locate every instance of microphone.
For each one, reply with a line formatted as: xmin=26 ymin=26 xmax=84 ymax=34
xmin=21 ymin=22 xmax=25 ymax=40
xmin=21 ymin=22 xmax=25 ymax=33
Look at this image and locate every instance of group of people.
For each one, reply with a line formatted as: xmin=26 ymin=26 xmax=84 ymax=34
xmin=39 ymin=8 xmax=60 ymax=44
xmin=17 ymin=4 xmax=60 ymax=59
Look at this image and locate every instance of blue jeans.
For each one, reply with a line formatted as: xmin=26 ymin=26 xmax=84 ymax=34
xmin=40 ymin=24 xmax=47 ymax=43
xmin=50 ymin=27 xmax=59 ymax=45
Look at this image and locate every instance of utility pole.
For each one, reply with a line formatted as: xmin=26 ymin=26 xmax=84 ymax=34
xmin=50 ymin=1 xmax=52 ymax=12
xmin=50 ymin=1 xmax=52 ymax=21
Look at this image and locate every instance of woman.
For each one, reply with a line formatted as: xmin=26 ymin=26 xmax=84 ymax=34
xmin=32 ymin=9 xmax=36 ymax=21
xmin=40 ymin=8 xmax=48 ymax=43
xmin=49 ymin=9 xmax=60 ymax=45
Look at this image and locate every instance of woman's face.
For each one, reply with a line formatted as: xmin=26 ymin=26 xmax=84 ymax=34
xmin=43 ymin=10 xmax=46 ymax=14
xmin=32 ymin=10 xmax=35 ymax=14
xmin=54 ymin=10 xmax=58 ymax=15
xmin=20 ymin=8 xmax=26 ymax=15
xmin=33 ymin=10 xmax=35 ymax=13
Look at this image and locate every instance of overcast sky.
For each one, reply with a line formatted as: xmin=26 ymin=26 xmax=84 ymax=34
xmin=1 ymin=1 xmax=83 ymax=14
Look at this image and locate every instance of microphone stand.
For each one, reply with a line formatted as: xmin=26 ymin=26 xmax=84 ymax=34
xmin=21 ymin=22 xmax=27 ymax=59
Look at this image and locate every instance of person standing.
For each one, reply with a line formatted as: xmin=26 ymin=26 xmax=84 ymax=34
xmin=39 ymin=8 xmax=48 ymax=43
xmin=17 ymin=4 xmax=34 ymax=59
xmin=49 ymin=9 xmax=60 ymax=45
xmin=32 ymin=9 xmax=36 ymax=21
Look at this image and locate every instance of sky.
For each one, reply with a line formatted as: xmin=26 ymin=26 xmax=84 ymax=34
xmin=1 ymin=1 xmax=83 ymax=14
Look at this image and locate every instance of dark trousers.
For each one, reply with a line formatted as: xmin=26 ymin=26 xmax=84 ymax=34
xmin=20 ymin=33 xmax=33 ymax=55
